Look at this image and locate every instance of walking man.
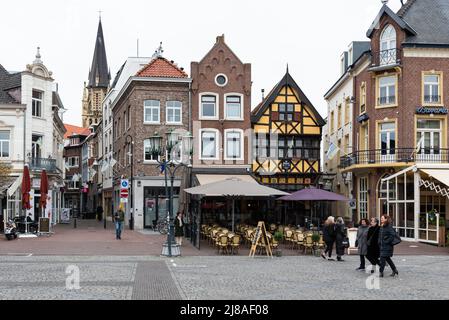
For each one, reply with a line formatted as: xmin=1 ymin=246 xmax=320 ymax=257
xmin=114 ymin=205 xmax=125 ymax=240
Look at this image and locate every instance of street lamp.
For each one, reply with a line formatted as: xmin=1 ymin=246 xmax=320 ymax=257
xmin=126 ymin=135 xmax=134 ymax=230
xmin=149 ymin=130 xmax=193 ymax=257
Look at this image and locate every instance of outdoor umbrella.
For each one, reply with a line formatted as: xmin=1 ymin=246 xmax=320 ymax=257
xmin=21 ymin=165 xmax=31 ymax=210
xmin=40 ymin=169 xmax=49 ymax=219
xmin=184 ymin=177 xmax=288 ymax=232
xmin=279 ymin=187 xmax=349 ymax=227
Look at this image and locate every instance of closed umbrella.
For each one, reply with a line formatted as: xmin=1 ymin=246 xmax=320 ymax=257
xmin=22 ymin=165 xmax=31 ymax=210
xmin=40 ymin=169 xmax=48 ymax=218
xmin=21 ymin=165 xmax=31 ymax=234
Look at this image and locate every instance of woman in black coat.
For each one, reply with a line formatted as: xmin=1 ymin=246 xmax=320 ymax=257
xmin=378 ymin=214 xmax=399 ymax=277
xmin=335 ymin=217 xmax=346 ymax=262
xmin=321 ymin=216 xmax=336 ymax=260
xmin=174 ymin=212 xmax=185 ymax=246
xmin=366 ymin=217 xmax=380 ymax=272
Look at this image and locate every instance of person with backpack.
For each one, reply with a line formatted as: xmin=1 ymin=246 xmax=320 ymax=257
xmin=378 ymin=214 xmax=400 ymax=277
xmin=113 ymin=205 xmax=125 ymax=240
xmin=321 ymin=216 xmax=336 ymax=260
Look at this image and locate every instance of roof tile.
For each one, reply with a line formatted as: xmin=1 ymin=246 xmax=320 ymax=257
xmin=136 ymin=57 xmax=188 ymax=78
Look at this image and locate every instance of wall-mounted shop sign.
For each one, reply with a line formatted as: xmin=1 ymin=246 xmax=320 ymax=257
xmin=416 ymin=107 xmax=448 ymax=115
xmin=357 ymin=113 xmax=369 ymax=123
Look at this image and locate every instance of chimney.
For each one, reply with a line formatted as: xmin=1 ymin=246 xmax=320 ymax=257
xmin=261 ymin=89 xmax=265 ymax=101
xmin=216 ymin=34 xmax=225 ymax=43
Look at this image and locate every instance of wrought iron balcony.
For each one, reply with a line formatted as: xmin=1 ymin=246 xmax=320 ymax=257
xmin=339 ymin=148 xmax=449 ymax=169
xmin=30 ymin=157 xmax=58 ymax=172
xmin=370 ymin=49 xmax=402 ymax=70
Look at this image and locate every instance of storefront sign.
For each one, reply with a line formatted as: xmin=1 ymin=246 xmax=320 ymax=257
xmin=416 ymin=107 xmax=448 ymax=115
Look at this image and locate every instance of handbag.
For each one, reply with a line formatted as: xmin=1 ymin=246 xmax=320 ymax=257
xmin=355 ymin=240 xmax=359 ymax=248
xmin=342 ymin=237 xmax=350 ymax=248
xmin=392 ymin=232 xmax=402 ymax=246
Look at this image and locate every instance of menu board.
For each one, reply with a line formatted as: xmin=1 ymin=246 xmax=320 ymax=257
xmin=249 ymin=221 xmax=273 ymax=258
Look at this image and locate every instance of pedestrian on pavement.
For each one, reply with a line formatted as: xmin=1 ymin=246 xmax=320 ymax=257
xmin=378 ymin=214 xmax=399 ymax=278
xmin=174 ymin=211 xmax=184 ymax=245
xmin=114 ymin=206 xmax=125 ymax=240
xmin=366 ymin=217 xmax=381 ymax=272
xmin=355 ymin=218 xmax=369 ymax=271
xmin=96 ymin=205 xmax=103 ymax=221
xmin=321 ymin=216 xmax=336 ymax=261
xmin=335 ymin=217 xmax=347 ymax=262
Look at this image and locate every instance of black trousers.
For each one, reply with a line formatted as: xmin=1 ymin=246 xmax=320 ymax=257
xmin=366 ymin=255 xmax=380 ymax=267
xmin=325 ymin=241 xmax=334 ymax=257
xmin=359 ymin=255 xmax=366 ymax=268
xmin=379 ymin=256 xmax=397 ymax=273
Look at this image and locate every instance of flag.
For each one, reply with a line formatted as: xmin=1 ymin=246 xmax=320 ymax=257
xmin=416 ymin=136 xmax=425 ymax=154
xmin=109 ymin=158 xmax=117 ymax=168
xmin=101 ymin=160 xmax=109 ymax=173
xmin=326 ymin=142 xmax=340 ymax=160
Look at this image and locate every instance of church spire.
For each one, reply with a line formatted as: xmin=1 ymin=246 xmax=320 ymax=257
xmin=88 ymin=18 xmax=110 ymax=88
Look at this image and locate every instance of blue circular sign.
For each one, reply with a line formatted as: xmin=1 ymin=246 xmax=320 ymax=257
xmin=121 ymin=180 xmax=129 ymax=189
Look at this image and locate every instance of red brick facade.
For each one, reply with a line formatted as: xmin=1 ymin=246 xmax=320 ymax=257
xmin=191 ymin=35 xmax=252 ymax=168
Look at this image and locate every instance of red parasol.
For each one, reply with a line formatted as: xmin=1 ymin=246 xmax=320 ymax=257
xmin=22 ymin=165 xmax=31 ymax=210
xmin=40 ymin=169 xmax=49 ymax=210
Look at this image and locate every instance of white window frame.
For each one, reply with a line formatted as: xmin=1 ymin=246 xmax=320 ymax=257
xmin=358 ymin=177 xmax=368 ymax=220
xmin=32 ymin=90 xmax=43 ymax=118
xmin=224 ymin=129 xmax=244 ymax=161
xmin=143 ymin=100 xmax=161 ymax=124
xmin=378 ymin=75 xmax=397 ymax=106
xmin=199 ymin=129 xmax=219 ymax=161
xmin=423 ymin=74 xmax=441 ymax=104
xmin=224 ymin=93 xmax=244 ymax=121
xmin=166 ymin=101 xmax=183 ymax=125
xmin=143 ymin=139 xmax=160 ymax=163
xmin=199 ymin=93 xmax=219 ymax=120
xmin=67 ymin=157 xmax=79 ymax=167
xmin=380 ymin=24 xmax=397 ymax=66
xmin=0 ymin=130 xmax=10 ymax=159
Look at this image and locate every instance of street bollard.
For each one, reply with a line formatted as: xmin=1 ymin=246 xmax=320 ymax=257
xmin=74 ymin=217 xmax=77 ymax=229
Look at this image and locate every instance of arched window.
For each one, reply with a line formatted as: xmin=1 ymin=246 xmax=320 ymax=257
xmin=379 ymin=25 xmax=397 ymax=65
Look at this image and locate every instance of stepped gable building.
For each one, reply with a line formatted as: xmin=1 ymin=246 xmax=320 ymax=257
xmin=110 ymin=49 xmax=191 ymax=230
xmin=82 ymin=18 xmax=110 ymax=127
xmin=252 ymin=69 xmax=325 ymax=192
xmin=339 ymin=0 xmax=449 ymax=244
xmin=190 ymin=35 xmax=252 ymax=177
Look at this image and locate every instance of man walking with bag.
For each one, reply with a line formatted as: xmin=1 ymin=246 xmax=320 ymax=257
xmin=114 ymin=204 xmax=125 ymax=240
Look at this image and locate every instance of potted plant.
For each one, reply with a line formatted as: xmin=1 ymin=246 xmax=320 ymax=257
xmin=273 ymin=231 xmax=284 ymax=257
xmin=311 ymin=233 xmax=321 ymax=256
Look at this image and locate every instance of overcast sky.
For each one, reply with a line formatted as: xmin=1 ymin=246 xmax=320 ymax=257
xmin=1 ymin=0 xmax=402 ymax=127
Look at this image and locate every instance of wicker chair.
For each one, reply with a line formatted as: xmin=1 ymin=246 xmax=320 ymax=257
xmin=285 ymin=230 xmax=293 ymax=247
xmin=217 ymin=235 xmax=229 ymax=255
xmin=303 ymin=234 xmax=314 ymax=255
xmin=296 ymin=232 xmax=305 ymax=251
xmin=230 ymin=235 xmax=241 ymax=255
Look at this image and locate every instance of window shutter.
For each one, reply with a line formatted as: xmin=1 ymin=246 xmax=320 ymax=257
xmin=272 ymin=111 xmax=279 ymax=121
xmin=294 ymin=112 xmax=301 ymax=122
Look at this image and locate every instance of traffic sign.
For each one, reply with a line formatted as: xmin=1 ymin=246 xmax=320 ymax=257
xmin=121 ymin=179 xmax=129 ymax=189
xmin=120 ymin=197 xmax=128 ymax=203
xmin=120 ymin=189 xmax=129 ymax=198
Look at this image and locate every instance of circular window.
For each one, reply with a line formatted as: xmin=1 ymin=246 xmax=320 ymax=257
xmin=215 ymin=74 xmax=228 ymax=87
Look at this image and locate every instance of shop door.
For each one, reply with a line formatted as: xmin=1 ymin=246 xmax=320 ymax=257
xmin=418 ymin=195 xmax=442 ymax=244
xmin=144 ymin=198 xmax=157 ymax=229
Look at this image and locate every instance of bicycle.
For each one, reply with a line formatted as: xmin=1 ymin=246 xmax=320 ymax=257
xmin=156 ymin=219 xmax=169 ymax=235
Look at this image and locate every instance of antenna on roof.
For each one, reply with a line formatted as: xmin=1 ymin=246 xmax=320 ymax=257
xmin=98 ymin=10 xmax=102 ymax=20
xmin=381 ymin=0 xmax=388 ymax=5
xmin=261 ymin=89 xmax=265 ymax=101
xmin=137 ymin=39 xmax=139 ymax=57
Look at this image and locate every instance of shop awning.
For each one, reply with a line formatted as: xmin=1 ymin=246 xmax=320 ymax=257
xmin=185 ymin=177 xmax=288 ymax=197
xmin=196 ymin=174 xmax=258 ymax=186
xmin=421 ymin=169 xmax=449 ymax=188
xmin=0 ymin=176 xmax=17 ymax=196
xmin=7 ymin=174 xmax=22 ymax=197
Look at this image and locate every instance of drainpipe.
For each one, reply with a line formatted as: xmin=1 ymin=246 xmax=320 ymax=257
xmin=188 ymin=81 xmax=192 ymax=133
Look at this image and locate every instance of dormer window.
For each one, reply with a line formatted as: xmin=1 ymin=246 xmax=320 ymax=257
xmin=380 ymin=25 xmax=397 ymax=65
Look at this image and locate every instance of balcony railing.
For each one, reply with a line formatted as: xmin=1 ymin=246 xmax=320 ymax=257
xmin=30 ymin=157 xmax=58 ymax=172
xmin=371 ymin=48 xmax=402 ymax=68
xmin=339 ymin=148 xmax=449 ymax=169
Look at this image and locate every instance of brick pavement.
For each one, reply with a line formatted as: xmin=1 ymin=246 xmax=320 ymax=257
xmin=0 ymin=219 xmax=447 ymax=256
